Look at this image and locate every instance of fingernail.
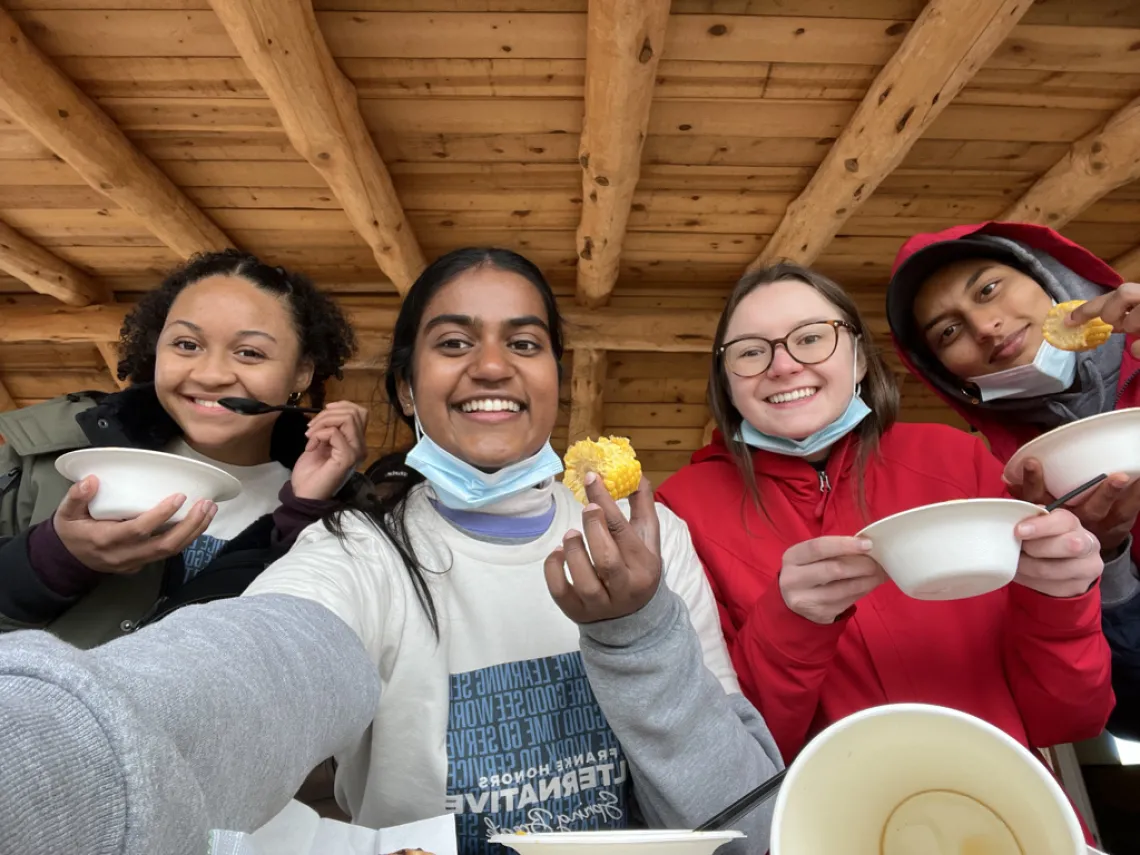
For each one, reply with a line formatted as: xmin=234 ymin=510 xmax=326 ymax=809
xmin=858 ymin=538 xmax=873 ymax=551
xmin=563 ymin=529 xmax=580 ymax=542
xmin=173 ymin=493 xmax=187 ymax=506
xmin=584 ymin=471 xmax=597 ymax=486
xmin=204 ymin=501 xmax=217 ymax=515
xmin=583 ymin=503 xmax=600 ymax=513
xmin=1017 ymin=523 xmax=1035 ymax=537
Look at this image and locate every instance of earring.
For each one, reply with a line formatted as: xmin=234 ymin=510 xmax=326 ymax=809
xmin=288 ymin=392 xmax=302 ymax=406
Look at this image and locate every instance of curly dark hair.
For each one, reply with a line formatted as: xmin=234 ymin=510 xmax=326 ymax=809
xmin=117 ymin=249 xmax=357 ymax=408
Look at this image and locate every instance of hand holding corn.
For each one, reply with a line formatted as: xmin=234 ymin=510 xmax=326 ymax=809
xmin=1048 ymin=283 xmax=1140 ymax=358
xmin=545 ymin=441 xmax=660 ymax=624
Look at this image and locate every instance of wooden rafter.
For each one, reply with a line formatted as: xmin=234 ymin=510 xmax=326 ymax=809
xmin=751 ymin=0 xmax=1032 ymax=270
xmin=0 ymin=218 xmax=108 ymax=306
xmin=95 ymin=340 xmax=127 ymax=390
xmin=0 ymin=303 xmax=723 ymax=354
xmin=0 ymin=378 xmax=15 ymax=412
xmin=568 ymin=349 xmax=607 ymax=444
xmin=208 ymin=0 xmax=425 ymax=294
xmin=1113 ymin=244 xmax=1140 ymax=282
xmin=1001 ymin=96 xmax=1140 ymax=227
xmin=575 ymin=0 xmax=671 ymax=308
xmin=0 ymin=5 xmax=232 ymax=259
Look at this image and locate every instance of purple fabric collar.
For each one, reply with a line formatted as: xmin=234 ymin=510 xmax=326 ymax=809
xmin=430 ymin=498 xmax=556 ymax=539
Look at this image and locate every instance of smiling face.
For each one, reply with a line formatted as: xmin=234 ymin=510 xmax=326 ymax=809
xmin=397 ymin=264 xmax=560 ymax=472
xmin=912 ymin=259 xmax=1054 ymax=381
xmin=154 ymin=274 xmax=313 ymax=465
xmin=724 ymin=278 xmax=865 ymax=441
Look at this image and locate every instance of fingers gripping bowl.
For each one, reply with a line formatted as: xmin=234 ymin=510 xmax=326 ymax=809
xmin=857 ymin=498 xmax=1045 ymax=600
xmin=55 ymin=447 xmax=241 ymax=522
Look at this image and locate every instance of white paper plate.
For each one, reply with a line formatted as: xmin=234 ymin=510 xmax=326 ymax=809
xmin=55 ymin=447 xmax=241 ymax=522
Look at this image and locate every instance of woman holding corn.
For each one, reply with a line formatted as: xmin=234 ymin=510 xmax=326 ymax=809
xmin=0 ymin=248 xmax=782 ymax=855
xmin=656 ymin=262 xmax=1112 ymax=781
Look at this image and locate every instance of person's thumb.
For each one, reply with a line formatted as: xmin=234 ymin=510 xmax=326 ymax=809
xmin=56 ymin=476 xmax=96 ymax=521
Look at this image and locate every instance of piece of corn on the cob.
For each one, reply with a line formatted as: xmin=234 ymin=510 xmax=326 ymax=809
xmin=563 ymin=435 xmax=642 ymax=503
xmin=1042 ymin=299 xmax=1113 ymax=352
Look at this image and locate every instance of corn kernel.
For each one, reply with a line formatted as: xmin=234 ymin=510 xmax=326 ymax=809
xmin=563 ymin=435 xmax=643 ymax=503
xmin=1043 ymin=299 xmax=1114 ymax=352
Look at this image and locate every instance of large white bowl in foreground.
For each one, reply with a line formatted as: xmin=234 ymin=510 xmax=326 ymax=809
xmin=857 ymin=498 xmax=1043 ymax=600
xmin=770 ymin=704 xmax=1083 ymax=855
xmin=489 ymin=830 xmax=744 ymax=855
xmin=1004 ymin=407 xmax=1140 ymax=498
xmin=55 ymin=447 xmax=241 ymax=522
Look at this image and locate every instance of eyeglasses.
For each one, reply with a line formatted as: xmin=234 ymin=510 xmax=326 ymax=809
xmin=718 ymin=320 xmax=856 ymax=378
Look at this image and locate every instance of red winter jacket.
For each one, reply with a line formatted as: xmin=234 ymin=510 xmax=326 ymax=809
xmin=656 ymin=422 xmax=1113 ymax=765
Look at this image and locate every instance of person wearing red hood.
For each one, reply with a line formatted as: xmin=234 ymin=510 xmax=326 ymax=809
xmin=886 ymin=221 xmax=1140 ymax=741
xmin=656 ymin=261 xmax=1113 ymax=778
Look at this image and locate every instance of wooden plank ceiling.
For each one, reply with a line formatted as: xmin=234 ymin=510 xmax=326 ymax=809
xmin=1 ymin=0 xmax=1139 ymax=485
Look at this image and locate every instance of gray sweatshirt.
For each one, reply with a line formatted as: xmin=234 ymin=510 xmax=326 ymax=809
xmin=0 ymin=496 xmax=782 ymax=854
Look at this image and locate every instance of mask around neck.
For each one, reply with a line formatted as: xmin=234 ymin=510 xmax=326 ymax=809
xmin=402 ymin=397 xmax=564 ymax=510
xmin=966 ymin=340 xmax=1077 ymax=402
xmin=736 ymin=335 xmax=872 ymax=458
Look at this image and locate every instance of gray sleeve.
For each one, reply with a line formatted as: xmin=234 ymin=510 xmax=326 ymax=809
xmin=1101 ymin=535 xmax=1140 ymax=610
xmin=0 ymin=593 xmax=380 ymax=855
xmin=579 ymin=583 xmax=784 ymax=855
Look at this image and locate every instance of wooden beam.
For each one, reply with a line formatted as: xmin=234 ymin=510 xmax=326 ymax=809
xmin=0 ymin=378 xmax=15 ymax=412
xmin=575 ymin=0 xmax=671 ymax=308
xmin=0 ymin=304 xmax=722 ymax=353
xmin=0 ymin=217 xmax=108 ymax=306
xmin=568 ymin=348 xmax=607 ymax=444
xmin=208 ymin=0 xmax=425 ymax=295
xmin=751 ymin=0 xmax=1032 ymax=270
xmin=0 ymin=5 xmax=231 ymax=259
xmin=1113 ymin=244 xmax=1140 ymax=282
xmin=95 ymin=340 xmax=127 ymax=390
xmin=1001 ymin=96 xmax=1140 ymax=227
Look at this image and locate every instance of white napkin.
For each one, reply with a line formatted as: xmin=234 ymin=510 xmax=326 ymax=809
xmin=209 ymin=800 xmax=458 ymax=855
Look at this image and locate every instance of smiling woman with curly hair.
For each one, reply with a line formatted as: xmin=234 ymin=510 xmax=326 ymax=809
xmin=0 ymin=248 xmax=366 ymax=650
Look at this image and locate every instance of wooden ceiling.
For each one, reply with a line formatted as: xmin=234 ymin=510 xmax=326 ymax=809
xmin=1 ymin=0 xmax=1138 ymax=483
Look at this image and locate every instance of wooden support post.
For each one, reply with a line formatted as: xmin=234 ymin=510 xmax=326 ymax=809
xmin=1001 ymin=96 xmax=1140 ymax=227
xmin=95 ymin=341 xmax=127 ymax=389
xmin=575 ymin=0 xmax=671 ymax=308
xmin=0 ymin=5 xmax=232 ymax=258
xmin=702 ymin=417 xmax=716 ymax=447
xmin=568 ymin=348 xmax=607 ymax=444
xmin=1113 ymin=244 xmax=1140 ymax=282
xmin=0 ymin=218 xmax=108 ymax=306
xmin=209 ymin=0 xmax=425 ymax=294
xmin=0 ymin=377 xmax=15 ymax=412
xmin=751 ymin=0 xmax=1031 ymax=269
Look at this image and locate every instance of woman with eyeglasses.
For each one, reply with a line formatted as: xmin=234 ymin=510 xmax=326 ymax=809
xmin=656 ymin=263 xmax=1113 ymax=770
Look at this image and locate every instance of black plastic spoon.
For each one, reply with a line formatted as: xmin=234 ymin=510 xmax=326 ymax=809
xmin=692 ymin=768 xmax=787 ymax=833
xmin=1044 ymin=473 xmax=1108 ymax=513
xmin=217 ymin=396 xmax=322 ymax=416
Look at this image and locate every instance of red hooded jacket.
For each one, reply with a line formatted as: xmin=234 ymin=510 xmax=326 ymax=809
xmin=890 ymin=221 xmax=1140 ymax=464
xmin=656 ymin=422 xmax=1113 ymax=765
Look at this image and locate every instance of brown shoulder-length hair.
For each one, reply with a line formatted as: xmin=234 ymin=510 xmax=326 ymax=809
xmin=708 ymin=262 xmax=900 ymax=516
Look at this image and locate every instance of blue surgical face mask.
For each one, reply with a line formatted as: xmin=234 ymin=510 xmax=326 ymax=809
xmin=403 ymin=395 xmax=564 ymax=510
xmin=967 ymin=339 xmax=1077 ymax=402
xmin=736 ymin=336 xmax=872 ymax=458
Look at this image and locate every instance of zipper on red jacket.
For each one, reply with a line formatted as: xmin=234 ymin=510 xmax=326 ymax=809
xmin=817 ymin=469 xmax=831 ymax=492
xmin=1116 ymin=367 xmax=1140 ymax=407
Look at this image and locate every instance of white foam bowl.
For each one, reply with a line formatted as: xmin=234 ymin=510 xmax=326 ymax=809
xmin=55 ymin=447 xmax=241 ymax=522
xmin=1005 ymin=407 xmax=1140 ymax=498
xmin=771 ymin=704 xmax=1083 ymax=855
xmin=857 ymin=498 xmax=1044 ymax=601
xmin=489 ymin=830 xmax=744 ymax=855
